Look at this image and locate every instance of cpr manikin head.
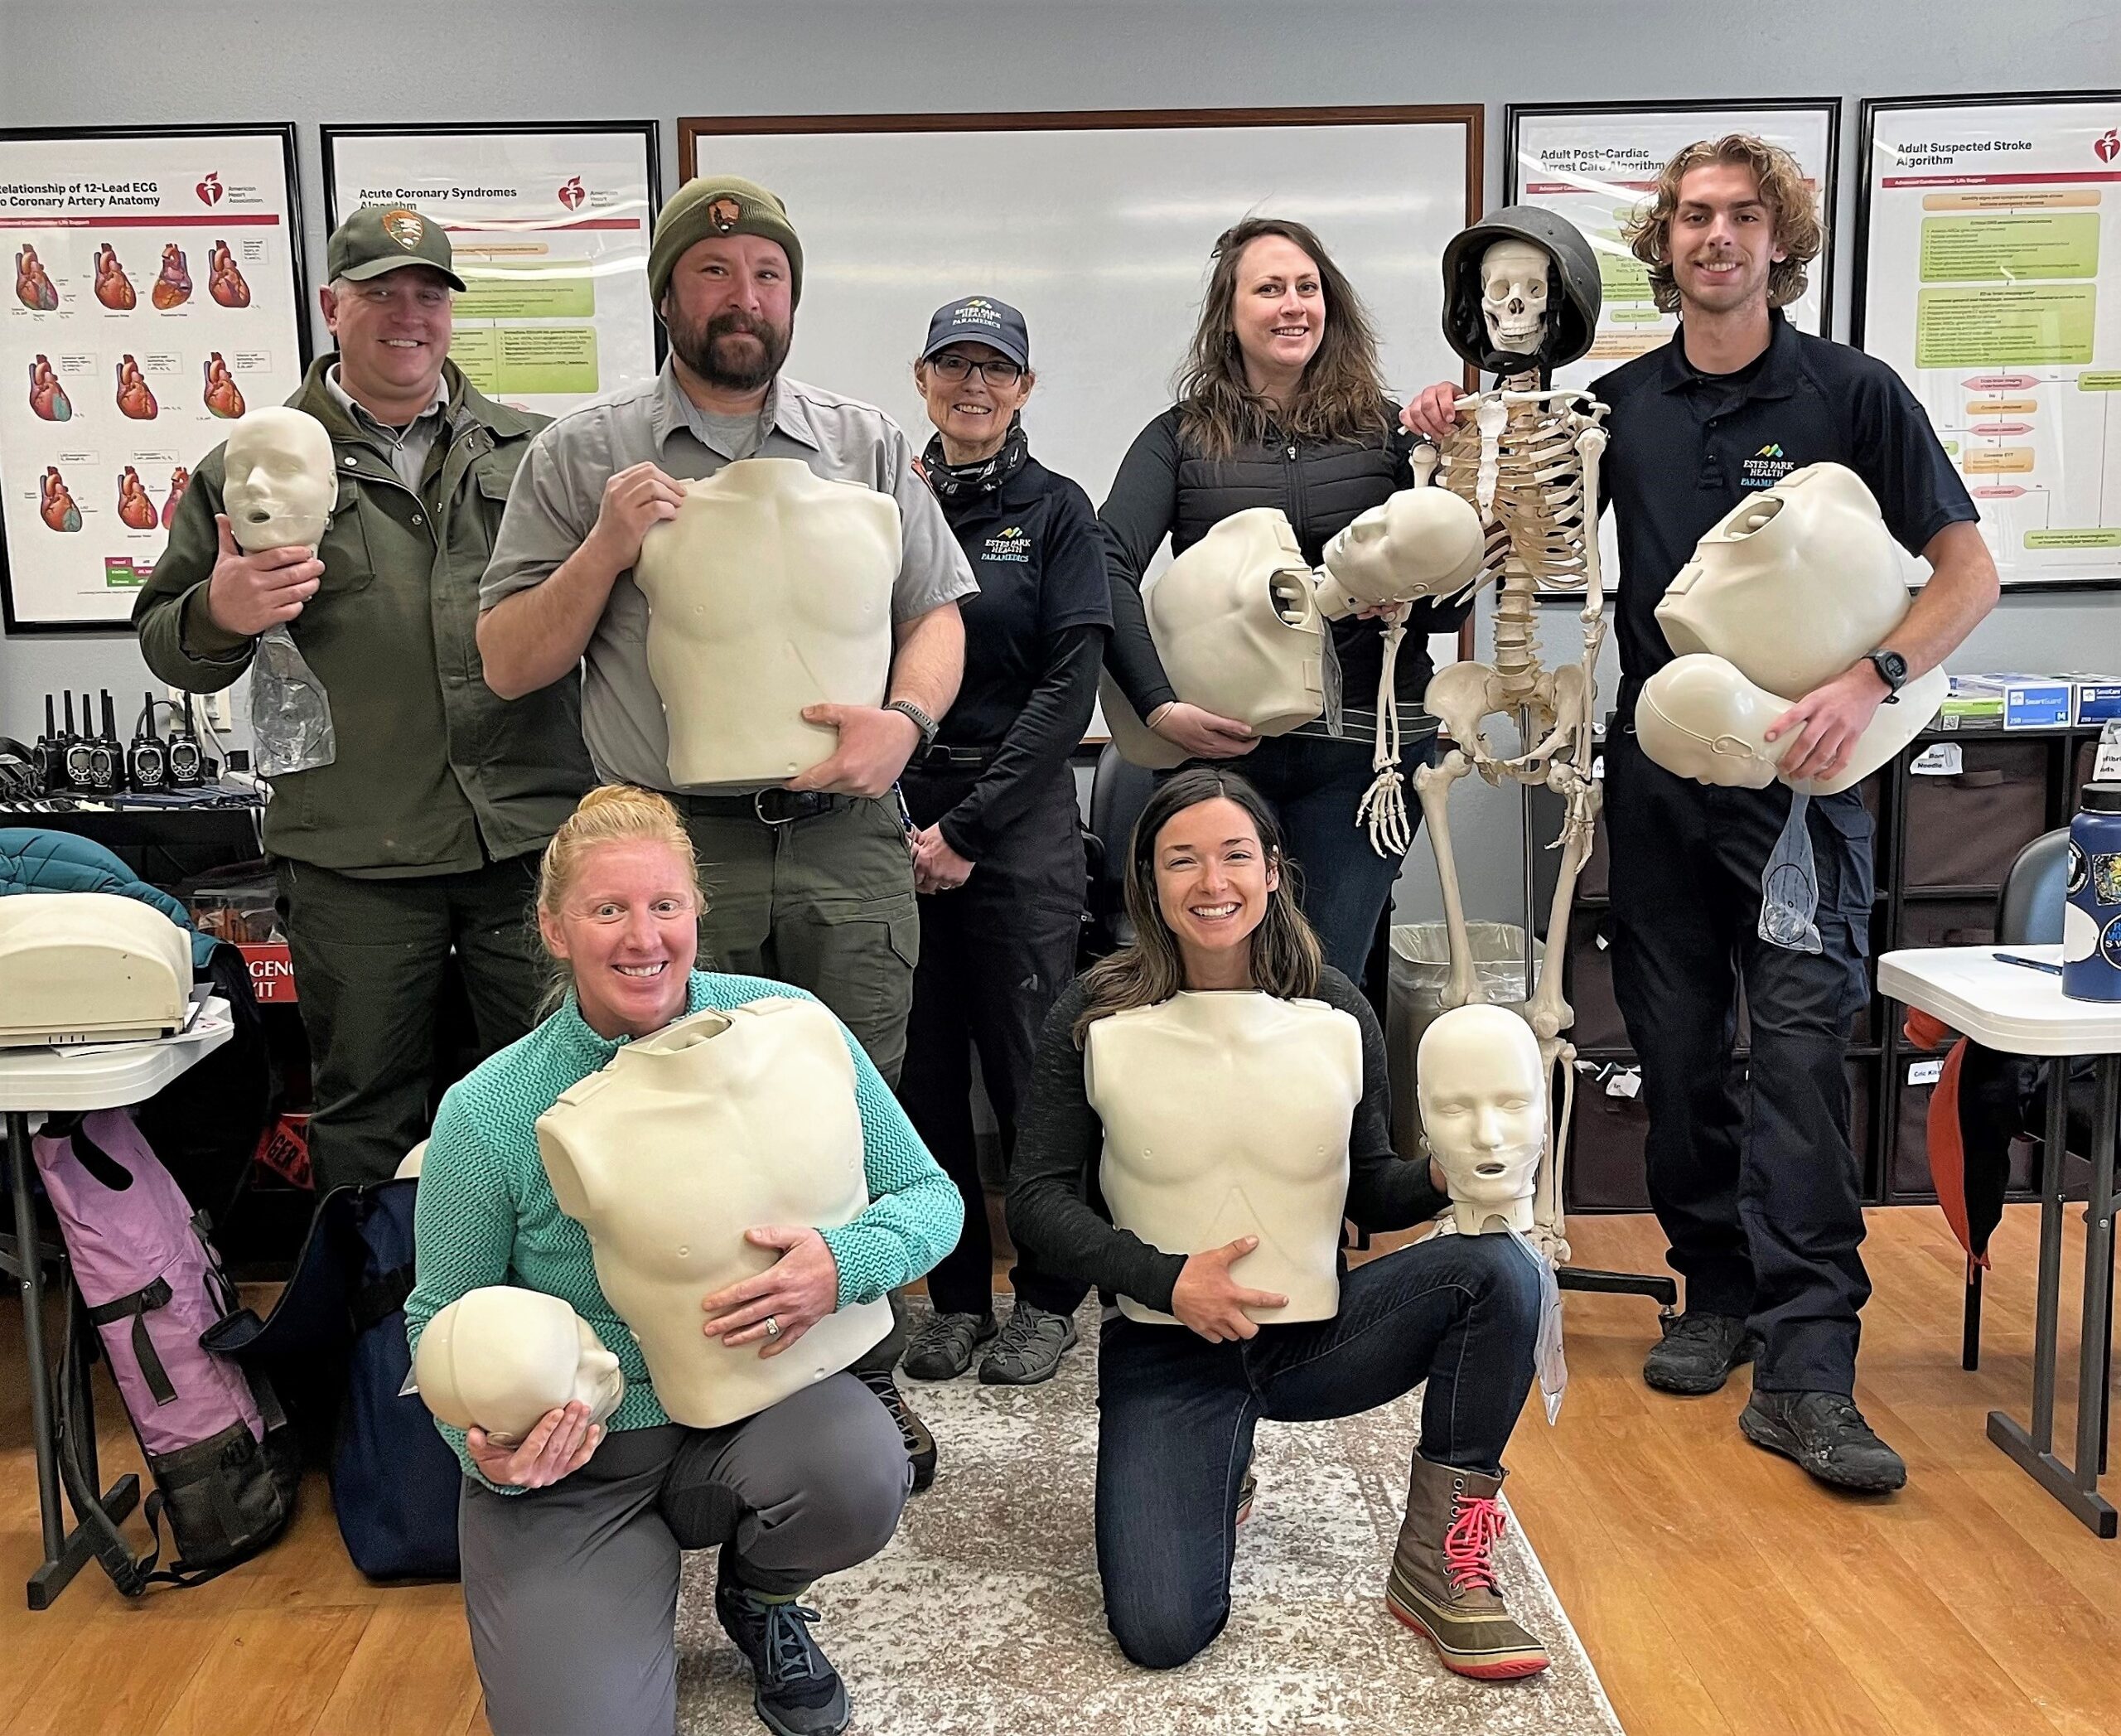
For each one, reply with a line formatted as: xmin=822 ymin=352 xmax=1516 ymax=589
xmin=1317 ymin=486 xmax=1487 ymax=619
xmin=1638 ymin=652 xmax=1949 ymax=796
xmin=413 ymin=1286 xmax=624 ymax=1445
xmin=1417 ymin=1004 xmax=1546 ymax=1236
xmin=221 ymin=407 xmax=335 ymax=552
xmin=1147 ymin=508 xmax=1324 ymax=736
xmin=1657 ymin=462 xmax=1911 ymax=701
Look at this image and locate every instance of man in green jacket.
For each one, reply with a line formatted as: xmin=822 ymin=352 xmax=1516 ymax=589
xmin=133 ymin=206 xmax=594 ymax=1192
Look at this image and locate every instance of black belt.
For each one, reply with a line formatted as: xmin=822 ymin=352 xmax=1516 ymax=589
xmin=676 ymin=789 xmax=862 ymax=824
xmin=904 ymin=744 xmax=996 ymax=774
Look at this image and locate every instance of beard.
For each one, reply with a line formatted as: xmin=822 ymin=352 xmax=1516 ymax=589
xmin=669 ymin=305 xmax=791 ymax=393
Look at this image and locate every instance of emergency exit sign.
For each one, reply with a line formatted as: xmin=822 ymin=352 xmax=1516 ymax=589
xmin=237 ymin=942 xmax=297 ymax=1003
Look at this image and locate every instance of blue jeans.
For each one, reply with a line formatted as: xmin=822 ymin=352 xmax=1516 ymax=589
xmin=1190 ymin=731 xmax=1436 ymax=979
xmin=1094 ymin=1231 xmax=1542 ymax=1671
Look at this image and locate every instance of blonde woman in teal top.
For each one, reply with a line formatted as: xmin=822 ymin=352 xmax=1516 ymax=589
xmin=408 ymin=783 xmax=961 ymax=1736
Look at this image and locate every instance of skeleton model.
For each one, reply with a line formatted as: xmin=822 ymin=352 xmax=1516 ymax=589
xmin=1351 ymin=207 xmax=1611 ymax=1264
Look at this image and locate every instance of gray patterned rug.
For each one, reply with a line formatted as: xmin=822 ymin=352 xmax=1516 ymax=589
xmin=675 ymin=1301 xmax=1621 ymax=1735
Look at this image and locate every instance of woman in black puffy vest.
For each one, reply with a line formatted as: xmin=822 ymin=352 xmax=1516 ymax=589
xmin=1099 ymin=216 xmax=1471 ymax=980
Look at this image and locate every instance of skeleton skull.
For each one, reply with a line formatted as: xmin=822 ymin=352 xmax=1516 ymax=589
xmin=1480 ymin=239 xmax=1552 ymax=356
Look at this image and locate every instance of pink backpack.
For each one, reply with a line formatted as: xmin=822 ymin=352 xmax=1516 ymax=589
xmin=33 ymin=1108 xmax=299 ymax=1589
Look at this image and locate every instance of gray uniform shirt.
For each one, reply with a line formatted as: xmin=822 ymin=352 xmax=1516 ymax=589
xmin=481 ymin=363 xmax=977 ymax=792
xmin=325 ymin=366 xmax=447 ymax=492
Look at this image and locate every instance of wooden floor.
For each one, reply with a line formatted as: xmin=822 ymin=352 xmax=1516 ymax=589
xmin=4 ymin=1205 xmax=2120 ymax=1735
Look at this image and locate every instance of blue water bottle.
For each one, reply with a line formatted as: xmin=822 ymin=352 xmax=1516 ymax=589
xmin=2063 ymin=783 xmax=2121 ymax=1003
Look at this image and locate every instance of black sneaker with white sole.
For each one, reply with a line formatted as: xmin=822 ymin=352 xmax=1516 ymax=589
xmin=1642 ymin=1311 xmax=1761 ymax=1395
xmin=1739 ymin=1390 xmax=1907 ymax=1492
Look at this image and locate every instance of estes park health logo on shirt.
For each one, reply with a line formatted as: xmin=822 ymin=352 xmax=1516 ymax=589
xmin=983 ymin=525 xmax=1031 ymax=562
xmin=1741 ymin=442 xmax=1797 ymax=488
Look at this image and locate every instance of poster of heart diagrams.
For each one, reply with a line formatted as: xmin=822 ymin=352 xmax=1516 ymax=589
xmin=323 ymin=124 xmax=659 ymax=420
xmin=1 ymin=127 xmax=306 ymax=629
xmin=1860 ymin=94 xmax=2121 ymax=589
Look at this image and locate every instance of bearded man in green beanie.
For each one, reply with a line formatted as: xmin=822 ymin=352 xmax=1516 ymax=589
xmin=475 ymin=174 xmax=974 ymax=1565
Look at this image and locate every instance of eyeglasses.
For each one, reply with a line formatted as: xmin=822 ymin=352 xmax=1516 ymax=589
xmin=927 ymin=352 xmax=1023 ymax=386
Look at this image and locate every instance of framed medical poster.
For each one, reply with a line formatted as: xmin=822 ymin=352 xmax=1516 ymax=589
xmin=1856 ymin=90 xmax=2121 ymax=590
xmin=1505 ymin=99 xmax=1840 ymax=393
xmin=322 ymin=121 xmax=662 ymax=419
xmin=1 ymin=123 xmax=307 ymax=631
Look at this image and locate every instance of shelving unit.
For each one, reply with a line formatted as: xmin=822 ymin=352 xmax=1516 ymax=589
xmin=1530 ymin=718 xmax=2109 ymax=1213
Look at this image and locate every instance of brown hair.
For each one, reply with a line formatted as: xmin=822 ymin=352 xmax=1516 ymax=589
xmin=534 ymin=784 xmax=703 ymax=1013
xmin=1174 ymin=216 xmax=1394 ymax=459
xmin=1071 ymin=767 xmax=1323 ymax=1044
xmin=1626 ymin=133 xmax=1823 ymax=315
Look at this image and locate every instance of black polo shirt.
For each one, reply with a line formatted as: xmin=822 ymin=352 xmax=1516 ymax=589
xmin=1592 ymin=309 xmax=1978 ymax=695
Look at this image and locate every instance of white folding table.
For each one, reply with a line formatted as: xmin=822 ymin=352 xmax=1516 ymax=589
xmin=0 ymin=1002 xmax=232 ymax=1607
xmin=1877 ymin=945 xmax=2121 ymax=1535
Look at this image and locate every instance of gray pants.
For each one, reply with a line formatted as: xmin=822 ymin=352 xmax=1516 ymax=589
xmin=461 ymin=1374 xmax=911 ymax=1736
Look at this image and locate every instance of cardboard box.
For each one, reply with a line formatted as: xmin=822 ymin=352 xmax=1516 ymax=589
xmin=1954 ymin=673 xmax=2072 ymax=729
xmin=2056 ymin=675 xmax=2121 ymax=726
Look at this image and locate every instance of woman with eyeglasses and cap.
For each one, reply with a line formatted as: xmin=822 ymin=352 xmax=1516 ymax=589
xmin=894 ymin=296 xmax=1112 ymax=1389
xmin=1099 ymin=217 xmax=1474 ymax=984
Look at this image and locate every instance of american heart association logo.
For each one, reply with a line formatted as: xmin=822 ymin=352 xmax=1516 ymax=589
xmin=558 ymin=176 xmax=587 ymax=211
xmin=196 ymin=172 xmax=224 ymax=206
xmin=2096 ymin=130 xmax=2121 ymax=166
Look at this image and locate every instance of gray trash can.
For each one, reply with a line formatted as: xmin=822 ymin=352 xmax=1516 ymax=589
xmin=1385 ymin=922 xmax=1542 ymax=1161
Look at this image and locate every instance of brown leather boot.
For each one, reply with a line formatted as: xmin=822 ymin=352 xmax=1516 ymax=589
xmin=1386 ymin=1456 xmax=1550 ymax=1680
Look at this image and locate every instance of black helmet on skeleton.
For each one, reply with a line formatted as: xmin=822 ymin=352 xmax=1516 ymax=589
xmin=1439 ymin=204 xmax=1602 ymax=381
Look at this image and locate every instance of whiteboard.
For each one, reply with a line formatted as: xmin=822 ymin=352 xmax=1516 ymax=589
xmin=679 ymin=109 xmax=1478 ymax=526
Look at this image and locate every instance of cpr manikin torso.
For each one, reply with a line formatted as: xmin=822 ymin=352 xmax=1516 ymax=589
xmin=220 ymin=406 xmax=336 ymax=552
xmin=632 ymin=458 xmax=900 ymax=790
xmin=1086 ymin=991 xmax=1360 ymax=1324
xmin=414 ymin=1286 xmax=624 ymax=1446
xmin=1643 ymin=462 xmax=1946 ymax=790
xmin=1102 ymin=509 xmax=1326 ymax=771
xmin=0 ymin=892 xmax=191 ymax=1047
xmin=535 ymin=996 xmax=891 ymax=1428
xmin=1417 ymin=1005 xmax=1545 ymax=1236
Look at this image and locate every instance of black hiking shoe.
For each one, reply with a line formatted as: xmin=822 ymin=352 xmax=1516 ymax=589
xmin=856 ymin=1368 xmax=937 ymax=1492
xmin=714 ymin=1561 xmax=851 ymax=1736
xmin=902 ymin=1310 xmax=998 ymax=1381
xmin=1642 ymin=1311 xmax=1761 ymax=1395
xmin=1739 ymin=1390 xmax=1908 ymax=1492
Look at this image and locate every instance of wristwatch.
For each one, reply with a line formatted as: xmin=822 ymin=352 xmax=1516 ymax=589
xmin=884 ymin=699 xmax=940 ymax=747
xmin=1865 ymin=648 xmax=1908 ymax=697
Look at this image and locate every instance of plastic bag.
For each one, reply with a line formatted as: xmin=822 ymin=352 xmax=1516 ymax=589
xmin=1758 ymin=791 xmax=1823 ymax=955
xmin=249 ymin=626 xmax=336 ymax=777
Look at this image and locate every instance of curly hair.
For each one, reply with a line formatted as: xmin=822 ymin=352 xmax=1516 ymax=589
xmin=1174 ymin=216 xmax=1394 ymax=458
xmin=1625 ymin=133 xmax=1823 ymax=314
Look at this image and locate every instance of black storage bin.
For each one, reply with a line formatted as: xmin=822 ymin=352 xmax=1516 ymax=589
xmin=1564 ymin=1066 xmax=1652 ymax=1212
xmin=1896 ymin=897 xmax=1997 ymax=950
xmin=1563 ymin=919 xmax=1627 ymax=1052
xmin=1901 ymin=740 xmax=2049 ymax=890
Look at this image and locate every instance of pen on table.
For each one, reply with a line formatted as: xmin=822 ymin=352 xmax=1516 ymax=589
xmin=1993 ymin=951 xmax=2064 ymax=977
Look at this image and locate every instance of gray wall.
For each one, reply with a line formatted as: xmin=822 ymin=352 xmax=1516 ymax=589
xmin=5 ymin=0 xmax=2115 ymax=920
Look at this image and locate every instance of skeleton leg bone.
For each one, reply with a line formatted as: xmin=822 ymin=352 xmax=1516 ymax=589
xmin=1413 ymin=750 xmax=1481 ymax=1010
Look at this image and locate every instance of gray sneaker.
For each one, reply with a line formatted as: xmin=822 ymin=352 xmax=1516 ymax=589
xmin=902 ymin=1310 xmax=998 ymax=1381
xmin=978 ymin=1301 xmax=1079 ymax=1385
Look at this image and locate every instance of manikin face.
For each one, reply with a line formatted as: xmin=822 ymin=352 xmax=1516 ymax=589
xmin=566 ymin=1317 xmax=626 ymax=1424
xmin=540 ymin=839 xmax=700 ymax=1040
xmin=321 ymin=265 xmax=454 ymax=412
xmin=221 ymin=407 xmax=336 ymax=552
xmin=1417 ymin=1005 xmax=1546 ymax=1213
xmin=1479 ymin=239 xmax=1551 ymax=355
xmin=1669 ymin=162 xmax=1786 ymax=317
xmin=1230 ymin=235 xmax=1325 ymax=386
xmin=1150 ymin=797 xmax=1280 ymax=984
xmin=916 ymin=341 xmax=1032 ymax=462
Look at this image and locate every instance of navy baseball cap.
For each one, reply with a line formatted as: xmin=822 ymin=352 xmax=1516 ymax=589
xmin=920 ymin=296 xmax=1030 ymax=370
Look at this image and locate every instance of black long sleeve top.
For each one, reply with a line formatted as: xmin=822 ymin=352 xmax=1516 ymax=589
xmin=911 ymin=455 xmax=1110 ymax=861
xmin=1095 ymin=405 xmax=1474 ymax=728
xmin=1006 ymin=965 xmax=1449 ymax=1317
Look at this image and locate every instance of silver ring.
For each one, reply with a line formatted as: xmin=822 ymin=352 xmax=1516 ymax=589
xmin=764 ymin=1314 xmax=782 ymax=1340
